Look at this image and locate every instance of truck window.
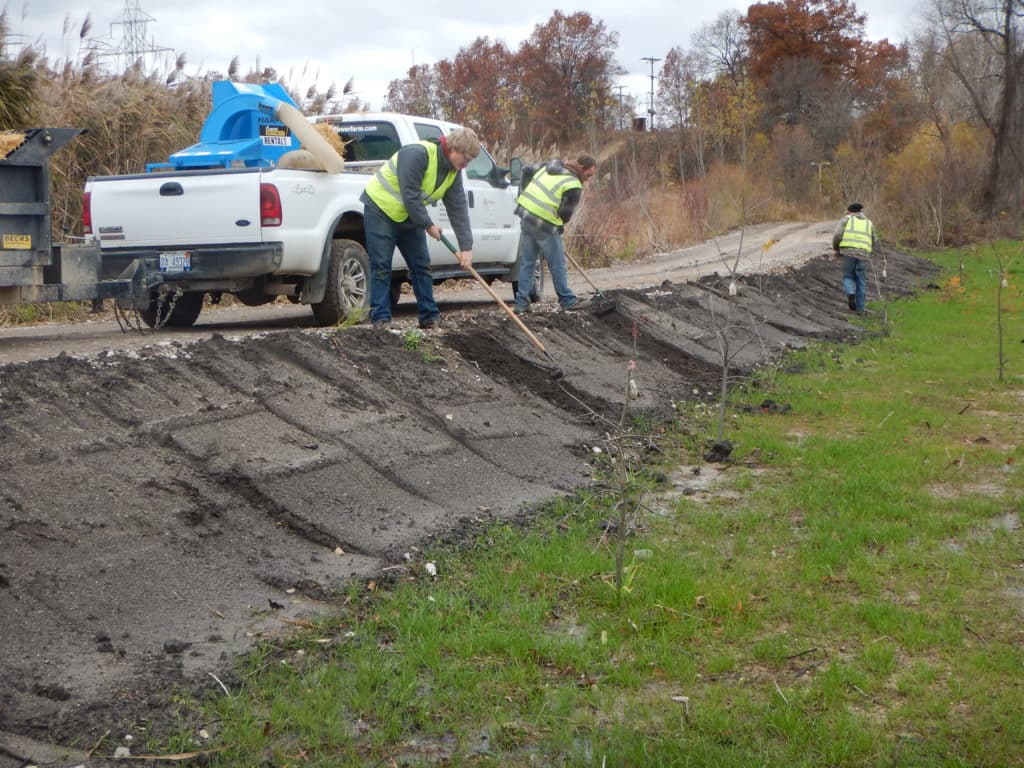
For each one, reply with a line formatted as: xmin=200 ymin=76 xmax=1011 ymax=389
xmin=414 ymin=123 xmax=444 ymax=141
xmin=466 ymin=148 xmax=497 ymax=181
xmin=333 ymin=122 xmax=401 ymax=162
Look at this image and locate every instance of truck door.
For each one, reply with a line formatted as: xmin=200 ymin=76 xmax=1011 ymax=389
xmin=462 ymin=148 xmax=518 ymax=266
xmin=408 ymin=122 xmax=515 ymax=268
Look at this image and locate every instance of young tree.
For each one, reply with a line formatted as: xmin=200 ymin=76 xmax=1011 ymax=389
xmin=659 ymin=46 xmax=703 ymax=179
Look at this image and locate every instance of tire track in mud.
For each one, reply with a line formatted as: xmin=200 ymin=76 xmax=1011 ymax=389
xmin=0 ymin=251 xmax=941 ymax=752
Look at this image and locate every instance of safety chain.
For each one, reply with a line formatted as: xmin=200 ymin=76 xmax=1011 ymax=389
xmin=111 ymin=285 xmax=182 ymax=335
xmin=152 ymin=286 xmax=182 ymax=331
xmin=113 ymin=302 xmax=146 ymax=335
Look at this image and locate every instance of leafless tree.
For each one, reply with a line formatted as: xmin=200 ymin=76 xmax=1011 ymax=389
xmin=931 ymin=0 xmax=1024 ymax=221
xmin=692 ymin=9 xmax=748 ymax=84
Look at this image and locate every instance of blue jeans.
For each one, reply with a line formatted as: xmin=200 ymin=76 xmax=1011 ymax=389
xmin=364 ymin=202 xmax=438 ymax=325
xmin=514 ymin=218 xmax=576 ymax=311
xmin=841 ymin=254 xmax=868 ymax=311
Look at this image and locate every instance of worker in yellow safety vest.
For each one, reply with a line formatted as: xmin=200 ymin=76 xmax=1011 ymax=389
xmin=832 ymin=202 xmax=877 ymax=312
xmin=361 ymin=128 xmax=480 ymax=330
xmin=512 ymin=153 xmax=597 ymax=314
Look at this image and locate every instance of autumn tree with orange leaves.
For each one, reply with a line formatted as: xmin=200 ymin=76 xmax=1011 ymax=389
xmin=384 ymin=11 xmax=620 ymax=148
xmin=742 ymin=0 xmax=908 ymax=149
xmin=514 ymin=11 xmax=622 ymax=145
xmin=449 ymin=38 xmax=515 ymax=143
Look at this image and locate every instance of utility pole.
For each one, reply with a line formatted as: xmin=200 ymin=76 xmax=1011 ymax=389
xmin=615 ymin=85 xmax=626 ymax=131
xmin=811 ymin=161 xmax=831 ymax=210
xmin=641 ymin=56 xmax=661 ymax=130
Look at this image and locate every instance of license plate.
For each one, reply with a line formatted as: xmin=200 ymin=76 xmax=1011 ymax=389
xmin=2 ymin=233 xmax=31 ymax=250
xmin=159 ymin=251 xmax=191 ymax=272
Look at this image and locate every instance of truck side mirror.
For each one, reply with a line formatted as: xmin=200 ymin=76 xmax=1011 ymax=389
xmin=508 ymin=157 xmax=523 ymax=186
xmin=490 ymin=165 xmax=510 ymax=189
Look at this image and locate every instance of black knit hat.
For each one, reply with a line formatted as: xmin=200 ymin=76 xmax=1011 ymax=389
xmin=847 ymin=202 xmax=864 ymax=213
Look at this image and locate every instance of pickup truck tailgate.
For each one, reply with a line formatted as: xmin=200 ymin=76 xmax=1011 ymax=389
xmin=88 ymin=169 xmax=264 ymax=248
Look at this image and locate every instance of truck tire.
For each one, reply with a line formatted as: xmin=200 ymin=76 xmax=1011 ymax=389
xmin=139 ymin=289 xmax=204 ymax=328
xmin=311 ymin=239 xmax=369 ymax=326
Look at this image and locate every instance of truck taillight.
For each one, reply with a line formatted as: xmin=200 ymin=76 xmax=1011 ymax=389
xmin=260 ymin=183 xmax=282 ymax=227
xmin=82 ymin=190 xmax=92 ymax=235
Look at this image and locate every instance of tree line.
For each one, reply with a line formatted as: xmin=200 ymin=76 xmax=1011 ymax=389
xmin=382 ymin=0 xmax=1022 ymax=245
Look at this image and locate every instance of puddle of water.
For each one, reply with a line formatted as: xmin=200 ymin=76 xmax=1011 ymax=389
xmin=988 ymin=512 xmax=1021 ymax=533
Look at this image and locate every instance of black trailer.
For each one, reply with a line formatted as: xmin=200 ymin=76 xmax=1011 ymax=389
xmin=0 ymin=127 xmax=138 ymax=305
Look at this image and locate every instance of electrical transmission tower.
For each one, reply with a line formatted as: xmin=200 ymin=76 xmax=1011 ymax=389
xmin=97 ymin=0 xmax=172 ymax=71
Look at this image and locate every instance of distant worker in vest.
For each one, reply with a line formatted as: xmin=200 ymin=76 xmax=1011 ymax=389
xmin=362 ymin=128 xmax=481 ymax=330
xmin=513 ymin=153 xmax=598 ymax=314
xmin=832 ymin=201 xmax=877 ymax=312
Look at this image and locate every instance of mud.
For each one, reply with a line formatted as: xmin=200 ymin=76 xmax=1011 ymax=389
xmin=0 ymin=244 xmax=940 ymax=765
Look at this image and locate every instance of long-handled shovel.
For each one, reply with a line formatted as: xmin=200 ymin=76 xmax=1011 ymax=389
xmin=440 ymin=234 xmax=563 ymax=378
xmin=564 ymin=248 xmax=616 ymax=316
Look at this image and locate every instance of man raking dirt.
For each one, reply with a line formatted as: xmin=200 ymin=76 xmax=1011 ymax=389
xmin=512 ymin=153 xmax=598 ymax=315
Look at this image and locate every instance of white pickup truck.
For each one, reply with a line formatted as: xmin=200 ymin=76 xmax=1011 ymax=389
xmin=83 ymin=87 xmax=524 ymax=328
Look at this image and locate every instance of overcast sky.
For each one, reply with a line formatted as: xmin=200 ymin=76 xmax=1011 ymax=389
xmin=7 ymin=0 xmax=926 ymax=113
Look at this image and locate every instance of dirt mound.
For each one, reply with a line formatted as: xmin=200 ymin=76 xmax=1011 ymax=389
xmin=0 ymin=251 xmax=939 ymax=763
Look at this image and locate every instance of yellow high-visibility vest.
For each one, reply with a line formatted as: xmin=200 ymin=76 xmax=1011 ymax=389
xmin=839 ymin=216 xmax=874 ymax=252
xmin=516 ymin=167 xmax=582 ymax=227
xmin=364 ymin=141 xmax=458 ymax=222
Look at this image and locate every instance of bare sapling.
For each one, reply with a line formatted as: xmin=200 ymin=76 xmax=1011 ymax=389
xmin=871 ymin=241 xmax=891 ymax=335
xmin=989 ymin=240 xmax=1014 ymax=382
xmin=589 ymin=320 xmax=658 ymax=604
xmin=705 ymin=290 xmax=763 ymax=444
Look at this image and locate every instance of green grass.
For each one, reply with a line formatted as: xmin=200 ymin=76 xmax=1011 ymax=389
xmin=157 ymin=244 xmax=1022 ymax=767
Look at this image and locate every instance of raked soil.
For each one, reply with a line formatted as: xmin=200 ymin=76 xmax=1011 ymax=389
xmin=0 ymin=222 xmax=941 ymax=767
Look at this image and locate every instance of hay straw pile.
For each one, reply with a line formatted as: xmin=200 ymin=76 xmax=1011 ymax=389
xmin=277 ymin=123 xmax=348 ymax=170
xmin=313 ymin=122 xmax=347 ymax=158
xmin=0 ymin=132 xmax=27 ymax=161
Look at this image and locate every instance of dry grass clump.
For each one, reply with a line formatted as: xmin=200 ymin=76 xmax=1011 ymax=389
xmin=33 ymin=64 xmax=212 ymax=237
xmin=0 ymin=131 xmax=26 ymax=159
xmin=567 ymin=191 xmax=690 ymax=266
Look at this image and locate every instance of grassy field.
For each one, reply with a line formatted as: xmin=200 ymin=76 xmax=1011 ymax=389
xmin=157 ymin=244 xmax=1022 ymax=767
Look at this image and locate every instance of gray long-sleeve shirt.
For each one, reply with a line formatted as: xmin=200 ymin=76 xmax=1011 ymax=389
xmin=360 ymin=140 xmax=474 ymax=251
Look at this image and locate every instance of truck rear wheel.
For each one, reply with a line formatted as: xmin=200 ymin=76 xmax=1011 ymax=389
xmin=311 ymin=239 xmax=369 ymax=326
xmin=139 ymin=289 xmax=204 ymax=328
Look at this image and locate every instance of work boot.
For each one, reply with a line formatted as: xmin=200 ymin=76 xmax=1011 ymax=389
xmin=847 ymin=294 xmax=857 ymax=311
xmin=561 ymin=299 xmax=591 ymax=312
xmin=419 ymin=314 xmax=444 ymax=330
xmin=372 ymin=319 xmax=390 ymax=330
xmin=512 ymin=304 xmax=531 ymax=316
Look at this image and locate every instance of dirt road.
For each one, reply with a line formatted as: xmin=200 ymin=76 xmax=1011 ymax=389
xmin=0 ymin=222 xmax=940 ymax=766
xmin=0 ymin=221 xmax=828 ymax=367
